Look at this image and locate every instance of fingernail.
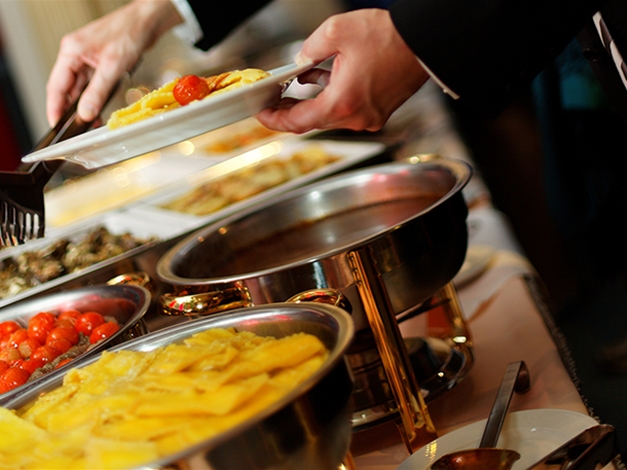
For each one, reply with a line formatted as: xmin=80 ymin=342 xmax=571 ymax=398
xmin=295 ymin=51 xmax=309 ymax=66
xmin=78 ymin=102 xmax=97 ymax=122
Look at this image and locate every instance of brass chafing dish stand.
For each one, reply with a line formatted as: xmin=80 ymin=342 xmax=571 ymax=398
xmin=155 ymin=156 xmax=475 ymax=455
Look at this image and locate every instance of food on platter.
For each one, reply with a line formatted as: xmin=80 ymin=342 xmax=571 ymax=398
xmin=0 ymin=328 xmax=328 ymax=469
xmin=161 ymin=144 xmax=340 ymax=216
xmin=203 ymin=123 xmax=280 ymax=153
xmin=107 ymin=68 xmax=270 ymax=129
xmin=0 ymin=227 xmax=156 ymax=300
xmin=0 ymin=310 xmax=119 ymax=394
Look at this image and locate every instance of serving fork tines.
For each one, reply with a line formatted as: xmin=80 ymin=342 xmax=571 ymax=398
xmin=0 ymin=96 xmax=93 ymax=248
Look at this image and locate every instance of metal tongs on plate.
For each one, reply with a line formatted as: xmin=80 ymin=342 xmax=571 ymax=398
xmin=0 ymin=91 xmax=99 ymax=247
xmin=525 ymin=424 xmax=618 ymax=470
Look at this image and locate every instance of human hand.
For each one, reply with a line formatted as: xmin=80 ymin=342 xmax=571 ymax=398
xmin=46 ymin=0 xmax=182 ymax=126
xmin=257 ymin=9 xmax=429 ymax=134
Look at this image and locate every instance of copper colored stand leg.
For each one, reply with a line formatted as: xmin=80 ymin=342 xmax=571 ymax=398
xmin=425 ymin=282 xmax=473 ymax=352
xmin=348 ymin=248 xmax=437 ymax=454
xmin=339 ymin=451 xmax=357 ymax=470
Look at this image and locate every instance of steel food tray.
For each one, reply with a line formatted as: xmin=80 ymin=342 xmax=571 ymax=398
xmin=0 ymin=213 xmax=167 ymax=311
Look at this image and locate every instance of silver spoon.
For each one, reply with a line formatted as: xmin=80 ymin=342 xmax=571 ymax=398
xmin=430 ymin=361 xmax=531 ymax=470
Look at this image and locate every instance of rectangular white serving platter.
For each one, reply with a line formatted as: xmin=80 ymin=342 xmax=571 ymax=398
xmin=126 ymin=139 xmax=387 ymax=236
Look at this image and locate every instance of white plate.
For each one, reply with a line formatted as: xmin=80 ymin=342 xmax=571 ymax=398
xmin=22 ymin=63 xmax=314 ymax=169
xmin=453 ymin=244 xmax=496 ymax=287
xmin=397 ymin=409 xmax=598 ymax=470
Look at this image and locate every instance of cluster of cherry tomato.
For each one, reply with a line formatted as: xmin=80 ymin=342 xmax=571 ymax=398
xmin=0 ymin=310 xmax=120 ymax=393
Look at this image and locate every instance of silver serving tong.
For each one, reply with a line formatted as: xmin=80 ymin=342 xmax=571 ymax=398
xmin=525 ymin=424 xmax=617 ymax=470
xmin=0 ymin=92 xmax=97 ymax=247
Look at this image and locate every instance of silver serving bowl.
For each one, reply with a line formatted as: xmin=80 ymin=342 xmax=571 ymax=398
xmin=3 ymin=302 xmax=355 ymax=470
xmin=0 ymin=283 xmax=150 ymax=404
xmin=156 ymin=157 xmax=471 ymax=320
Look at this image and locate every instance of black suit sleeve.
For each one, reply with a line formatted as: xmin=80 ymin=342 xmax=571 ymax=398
xmin=389 ymin=0 xmax=606 ymax=116
xmin=186 ymin=0 xmax=274 ymax=51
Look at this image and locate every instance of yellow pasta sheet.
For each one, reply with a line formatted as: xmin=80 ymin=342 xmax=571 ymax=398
xmin=0 ymin=328 xmax=327 ymax=470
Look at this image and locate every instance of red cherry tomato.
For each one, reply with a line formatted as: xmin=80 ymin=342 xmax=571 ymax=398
xmin=0 ymin=367 xmax=30 ymax=391
xmin=30 ymin=312 xmax=56 ymax=327
xmin=27 ymin=318 xmax=54 ymax=343
xmin=20 ymin=357 xmax=45 ymax=375
xmin=7 ymin=329 xmax=28 ymax=349
xmin=47 ymin=326 xmax=79 ymax=346
xmin=173 ymin=75 xmax=210 ymax=105
xmin=31 ymin=345 xmax=61 ymax=364
xmin=58 ymin=310 xmax=81 ymax=322
xmin=46 ymin=338 xmax=72 ymax=355
xmin=75 ymin=312 xmax=105 ymax=336
xmin=89 ymin=322 xmax=120 ymax=344
xmin=0 ymin=321 xmax=21 ymax=340
xmin=0 ymin=360 xmax=8 ymax=374
xmin=57 ymin=310 xmax=81 ymax=325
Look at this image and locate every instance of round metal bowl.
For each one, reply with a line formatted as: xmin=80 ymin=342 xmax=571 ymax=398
xmin=156 ymin=157 xmax=471 ymax=320
xmin=0 ymin=283 xmax=150 ymax=404
xmin=3 ymin=302 xmax=355 ymax=470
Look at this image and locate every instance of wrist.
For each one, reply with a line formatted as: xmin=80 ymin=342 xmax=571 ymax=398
xmin=130 ymin=0 xmax=184 ymax=41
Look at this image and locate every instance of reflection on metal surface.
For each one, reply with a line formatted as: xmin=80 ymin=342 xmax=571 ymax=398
xmin=347 ymin=248 xmax=437 ymax=454
xmin=159 ymin=286 xmax=253 ymax=316
xmin=107 ymin=271 xmax=155 ymax=296
xmin=287 ymin=288 xmax=353 ymax=313
xmin=339 ymin=452 xmax=357 ymax=470
xmin=525 ymin=424 xmax=617 ymax=469
xmin=404 ymin=153 xmax=444 ymax=164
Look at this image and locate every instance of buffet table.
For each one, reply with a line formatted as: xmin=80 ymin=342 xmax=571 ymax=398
xmin=346 ymin=83 xmax=612 ymax=467
xmin=344 ymin=178 xmax=613 ymax=468
xmin=0 ymin=76 xmax=611 ymax=469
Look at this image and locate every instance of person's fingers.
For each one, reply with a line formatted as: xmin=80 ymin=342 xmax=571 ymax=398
xmin=258 ymin=85 xmax=376 ymax=134
xmin=296 ymin=14 xmax=347 ymax=65
xmin=257 ymin=99 xmax=325 ymax=134
xmin=46 ymin=52 xmax=85 ymax=126
xmin=297 ymin=69 xmax=330 ymax=88
xmin=76 ymin=54 xmax=131 ymax=122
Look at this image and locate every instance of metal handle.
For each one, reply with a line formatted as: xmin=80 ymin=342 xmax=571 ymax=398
xmin=525 ymin=424 xmax=616 ymax=470
xmin=286 ymin=288 xmax=352 ymax=313
xmin=159 ymin=287 xmax=253 ymax=317
xmin=479 ymin=361 xmax=531 ymax=448
xmin=107 ymin=271 xmax=155 ymax=296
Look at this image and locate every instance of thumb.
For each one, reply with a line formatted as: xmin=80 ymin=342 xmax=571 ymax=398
xmin=296 ymin=17 xmax=343 ymax=66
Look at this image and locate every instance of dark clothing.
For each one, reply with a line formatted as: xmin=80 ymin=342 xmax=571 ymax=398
xmin=186 ymin=0 xmax=627 ymax=119
xmin=186 ymin=0 xmax=272 ymax=51
xmin=389 ymin=0 xmax=608 ymax=116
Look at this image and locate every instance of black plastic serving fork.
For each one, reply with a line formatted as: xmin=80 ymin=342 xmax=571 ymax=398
xmin=0 ymin=95 xmax=94 ymax=247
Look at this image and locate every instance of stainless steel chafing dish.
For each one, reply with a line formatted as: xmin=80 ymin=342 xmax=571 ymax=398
xmin=156 ymin=155 xmax=474 ymax=453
